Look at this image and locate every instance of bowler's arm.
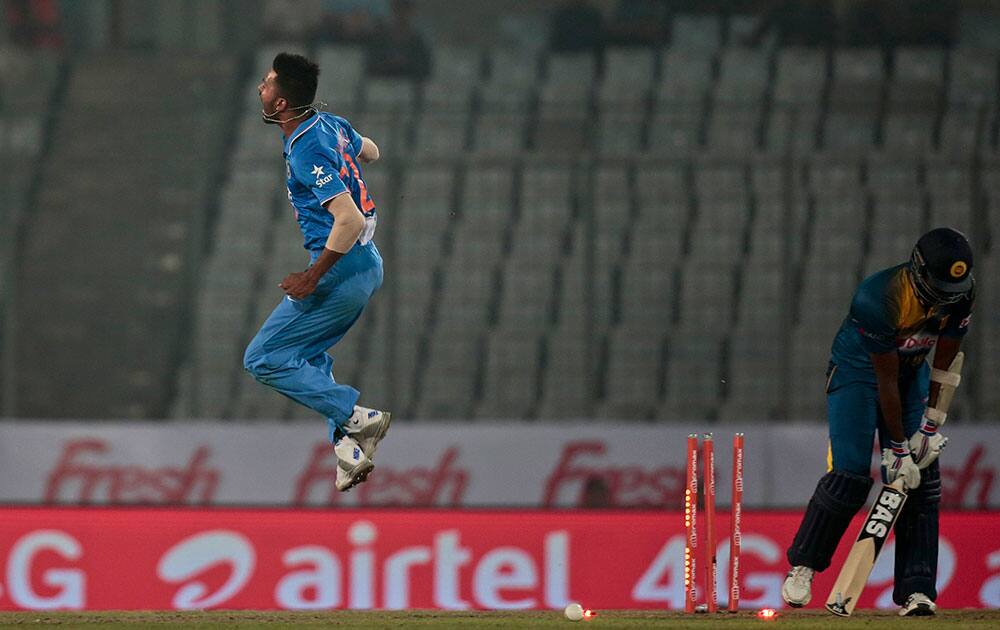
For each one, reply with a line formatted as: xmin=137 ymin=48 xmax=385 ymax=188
xmin=928 ymin=336 xmax=962 ymax=408
xmin=358 ymin=137 xmax=379 ymax=163
xmin=279 ymin=193 xmax=365 ymax=298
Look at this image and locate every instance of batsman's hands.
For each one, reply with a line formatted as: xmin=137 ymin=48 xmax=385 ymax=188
xmin=909 ymin=412 xmax=948 ymax=469
xmin=279 ymin=269 xmax=319 ymax=299
xmin=882 ymin=440 xmax=921 ymax=490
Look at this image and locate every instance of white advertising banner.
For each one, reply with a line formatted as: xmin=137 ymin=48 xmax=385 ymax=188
xmin=0 ymin=421 xmax=996 ymax=508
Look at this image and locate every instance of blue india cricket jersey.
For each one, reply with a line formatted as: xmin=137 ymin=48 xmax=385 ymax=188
xmin=830 ymin=264 xmax=974 ymax=385
xmin=283 ymin=112 xmax=377 ymax=251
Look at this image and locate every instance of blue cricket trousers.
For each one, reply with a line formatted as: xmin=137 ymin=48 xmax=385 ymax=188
xmin=244 ymin=242 xmax=383 ymax=439
xmin=825 ymin=361 xmax=929 ymax=476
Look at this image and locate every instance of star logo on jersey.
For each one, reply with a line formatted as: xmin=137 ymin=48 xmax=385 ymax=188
xmin=311 ymin=165 xmax=325 ymax=177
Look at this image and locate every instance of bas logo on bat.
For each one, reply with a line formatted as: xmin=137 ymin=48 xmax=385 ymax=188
xmin=863 ymin=491 xmax=905 ymax=538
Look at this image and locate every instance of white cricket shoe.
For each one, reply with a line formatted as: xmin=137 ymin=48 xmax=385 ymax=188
xmin=782 ymin=565 xmax=814 ymax=608
xmin=344 ymin=405 xmax=392 ymax=459
xmin=899 ymin=593 xmax=936 ymax=616
xmin=334 ymin=435 xmax=374 ymax=492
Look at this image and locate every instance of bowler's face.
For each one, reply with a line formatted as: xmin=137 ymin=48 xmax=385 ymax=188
xmin=258 ymin=70 xmax=282 ymax=112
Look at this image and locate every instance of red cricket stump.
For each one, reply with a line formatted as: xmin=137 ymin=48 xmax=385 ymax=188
xmin=729 ymin=433 xmax=744 ymax=612
xmin=703 ymin=433 xmax=718 ymax=613
xmin=684 ymin=434 xmax=699 ymax=614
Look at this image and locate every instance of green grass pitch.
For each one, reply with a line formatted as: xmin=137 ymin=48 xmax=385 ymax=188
xmin=1 ymin=610 xmax=999 ymax=629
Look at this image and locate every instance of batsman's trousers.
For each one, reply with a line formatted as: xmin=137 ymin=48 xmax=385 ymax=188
xmin=244 ymin=242 xmax=382 ymax=441
xmin=825 ymin=362 xmax=929 ymax=476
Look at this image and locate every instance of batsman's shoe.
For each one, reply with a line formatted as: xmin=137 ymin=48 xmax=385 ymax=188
xmin=899 ymin=593 xmax=936 ymax=617
xmin=334 ymin=435 xmax=374 ymax=492
xmin=344 ymin=405 xmax=392 ymax=459
xmin=782 ymin=566 xmax=814 ymax=608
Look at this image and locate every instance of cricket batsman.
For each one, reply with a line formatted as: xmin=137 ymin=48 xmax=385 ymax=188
xmin=782 ymin=227 xmax=975 ymax=616
xmin=244 ymin=53 xmax=391 ymax=492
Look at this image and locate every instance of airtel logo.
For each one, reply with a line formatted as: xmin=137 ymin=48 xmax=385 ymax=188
xmin=157 ymin=531 xmax=255 ymax=609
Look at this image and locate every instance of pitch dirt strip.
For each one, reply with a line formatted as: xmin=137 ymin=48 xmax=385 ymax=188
xmin=1 ymin=610 xmax=999 ymax=628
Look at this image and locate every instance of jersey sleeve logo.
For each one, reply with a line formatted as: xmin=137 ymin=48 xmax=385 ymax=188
xmin=311 ymin=164 xmax=335 ymax=187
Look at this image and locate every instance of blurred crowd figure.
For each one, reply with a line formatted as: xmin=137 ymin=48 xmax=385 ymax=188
xmin=4 ymin=0 xmax=63 ymax=49
xmin=363 ymin=0 xmax=430 ymax=79
xmin=748 ymin=0 xmax=960 ymax=48
xmin=550 ymin=0 xmax=961 ymax=51
xmin=262 ymin=0 xmax=429 ymax=79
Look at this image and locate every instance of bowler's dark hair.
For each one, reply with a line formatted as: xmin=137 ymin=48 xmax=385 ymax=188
xmin=272 ymin=53 xmax=319 ymax=107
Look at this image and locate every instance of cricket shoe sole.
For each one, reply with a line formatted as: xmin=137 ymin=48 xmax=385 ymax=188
xmin=782 ymin=566 xmax=814 ymax=608
xmin=334 ymin=436 xmax=375 ymax=492
xmin=899 ymin=593 xmax=936 ymax=617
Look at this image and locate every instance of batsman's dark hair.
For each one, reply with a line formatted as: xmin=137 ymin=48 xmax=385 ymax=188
xmin=272 ymin=53 xmax=319 ymax=108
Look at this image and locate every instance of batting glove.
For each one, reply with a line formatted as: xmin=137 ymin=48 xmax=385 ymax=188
xmin=909 ymin=411 xmax=948 ymax=469
xmin=881 ymin=440 xmax=921 ymax=490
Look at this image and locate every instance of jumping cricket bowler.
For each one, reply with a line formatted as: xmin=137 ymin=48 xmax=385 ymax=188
xmin=244 ymin=53 xmax=391 ymax=492
xmin=782 ymin=228 xmax=975 ymax=616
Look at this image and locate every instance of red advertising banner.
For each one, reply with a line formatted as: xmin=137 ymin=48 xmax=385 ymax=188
xmin=0 ymin=509 xmax=997 ymax=611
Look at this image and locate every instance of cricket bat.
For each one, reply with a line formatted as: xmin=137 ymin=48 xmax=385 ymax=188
xmin=824 ymin=479 xmax=908 ymax=617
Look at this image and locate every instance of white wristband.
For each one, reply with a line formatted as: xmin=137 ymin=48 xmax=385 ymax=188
xmin=924 ymin=407 xmax=947 ymax=424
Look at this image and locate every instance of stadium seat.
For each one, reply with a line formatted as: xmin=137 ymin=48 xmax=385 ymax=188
xmin=618 ymin=257 xmax=676 ymax=333
xmin=862 ymin=234 xmax=915 ymax=277
xmin=928 ymin=194 xmax=973 ymax=234
xmin=714 ymin=48 xmax=770 ymax=107
xmin=597 ymin=112 xmax=645 ymax=156
xmin=460 ymin=165 xmax=515 ymax=229
xmin=656 ymin=50 xmax=715 ymax=108
xmin=599 ymin=47 xmax=656 ymax=107
xmin=417 ymin=329 xmax=482 ymax=418
xmin=647 ymin=111 xmax=702 ymax=154
xmin=635 ymin=163 xmax=690 ymax=203
xmin=662 ymin=334 xmax=725 ymax=420
xmin=677 ymin=262 xmax=736 ymax=333
xmin=789 ymin=326 xmax=830 ymax=420
xmin=882 ymin=112 xmax=936 ymax=154
xmin=629 ymin=227 xmax=685 ymax=268
xmin=472 ymin=112 xmax=528 ymax=155
xmin=798 ymin=267 xmax=859 ymax=332
xmin=429 ymin=46 xmax=483 ymax=85
xmin=705 ymin=107 xmax=761 ymax=152
xmin=545 ymin=52 xmax=597 ymax=88
xmin=694 ymin=161 xmax=748 ymax=201
xmin=519 ymin=165 xmax=574 ymax=229
xmin=532 ymin=112 xmax=590 ymax=154
xmin=736 ymin=261 xmax=784 ymax=323
xmin=766 ymin=106 xmax=821 ymax=153
xmin=867 ymin=155 xmax=921 ymax=193
xmin=746 ymin=199 xmax=802 ymax=266
xmin=671 ymin=14 xmax=723 ymax=51
xmin=598 ymin=324 xmax=665 ymax=419
xmin=720 ymin=327 xmax=785 ymax=421
xmin=497 ymin=262 xmax=556 ymax=331
xmin=925 ymin=157 xmax=972 ymax=197
xmin=539 ymin=326 xmax=596 ymax=418
xmin=477 ymin=326 xmax=543 ymax=418
xmin=807 ymin=155 xmax=863 ymax=196
xmin=947 ymin=49 xmax=998 ymax=107
xmin=560 ymin=227 xmax=615 ymax=332
xmin=773 ymin=47 xmax=827 ymax=107
xmin=487 ymin=47 xmax=540 ymax=89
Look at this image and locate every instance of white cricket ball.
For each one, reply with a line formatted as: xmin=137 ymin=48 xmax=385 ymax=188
xmin=564 ymin=602 xmax=584 ymax=621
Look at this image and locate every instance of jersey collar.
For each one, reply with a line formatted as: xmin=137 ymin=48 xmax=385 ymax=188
xmin=283 ymin=113 xmax=321 ymax=155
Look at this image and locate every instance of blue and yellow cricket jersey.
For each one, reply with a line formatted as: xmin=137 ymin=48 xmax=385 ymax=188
xmin=831 ymin=264 xmax=974 ymax=384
